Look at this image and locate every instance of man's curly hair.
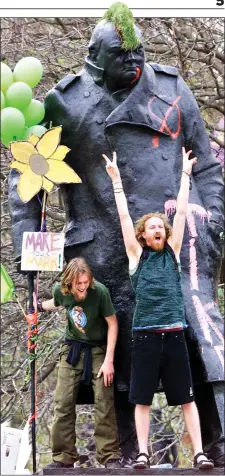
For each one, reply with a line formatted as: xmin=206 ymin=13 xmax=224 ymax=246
xmin=61 ymin=257 xmax=95 ymax=295
xmin=135 ymin=212 xmax=172 ymax=247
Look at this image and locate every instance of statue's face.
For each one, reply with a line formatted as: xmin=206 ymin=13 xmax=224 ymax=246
xmin=89 ymin=22 xmax=145 ymax=89
xmin=102 ymin=37 xmax=145 ymax=88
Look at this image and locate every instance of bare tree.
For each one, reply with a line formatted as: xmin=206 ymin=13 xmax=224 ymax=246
xmin=1 ymin=17 xmax=224 ymax=470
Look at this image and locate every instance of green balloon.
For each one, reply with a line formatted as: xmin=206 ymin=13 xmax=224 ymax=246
xmin=1 ymin=63 xmax=13 ymax=94
xmin=1 ymin=107 xmax=25 ymax=138
xmin=24 ymin=125 xmax=47 ymax=139
xmin=13 ymin=57 xmax=43 ymax=88
xmin=1 ymin=91 xmax=5 ymax=110
xmin=6 ymin=82 xmax=32 ymax=111
xmin=1 ymin=135 xmax=14 ymax=148
xmin=23 ymin=99 xmax=45 ymax=127
xmin=1 ymin=128 xmax=25 ymax=147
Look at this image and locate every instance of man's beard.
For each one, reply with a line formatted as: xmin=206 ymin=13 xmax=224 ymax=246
xmin=150 ymin=236 xmax=166 ymax=251
xmin=73 ymin=290 xmax=88 ymax=301
xmin=151 ymin=242 xmax=164 ymax=251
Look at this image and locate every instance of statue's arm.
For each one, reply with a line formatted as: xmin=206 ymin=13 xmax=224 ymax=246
xmin=8 ymin=169 xmax=43 ymax=260
xmin=179 ymin=76 xmax=224 ymax=282
xmin=43 ymin=88 xmax=65 ymax=128
xmin=179 ymin=76 xmax=224 ymax=228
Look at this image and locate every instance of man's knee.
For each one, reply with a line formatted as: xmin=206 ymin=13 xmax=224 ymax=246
xmin=181 ymin=401 xmax=196 ymax=413
xmin=135 ymin=404 xmax=151 ymax=414
xmin=54 ymin=373 xmax=78 ymax=411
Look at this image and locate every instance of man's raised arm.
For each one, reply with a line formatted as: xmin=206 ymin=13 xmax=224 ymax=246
xmin=168 ymin=148 xmax=197 ymax=258
xmin=103 ymin=152 xmax=142 ymax=268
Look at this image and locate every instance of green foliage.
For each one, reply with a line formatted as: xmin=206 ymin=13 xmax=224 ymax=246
xmin=103 ymin=2 xmax=141 ymax=50
xmin=218 ymin=286 xmax=224 ymax=317
xmin=57 ymin=57 xmax=66 ymax=65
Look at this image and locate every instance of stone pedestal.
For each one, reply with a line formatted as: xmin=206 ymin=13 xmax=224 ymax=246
xmin=41 ymin=467 xmax=224 ymax=475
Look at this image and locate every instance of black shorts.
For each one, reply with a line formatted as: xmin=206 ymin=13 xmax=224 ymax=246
xmin=129 ymin=330 xmax=194 ymax=406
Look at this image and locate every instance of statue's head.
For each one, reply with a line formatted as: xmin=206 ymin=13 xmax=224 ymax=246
xmin=88 ymin=2 xmax=145 ymax=90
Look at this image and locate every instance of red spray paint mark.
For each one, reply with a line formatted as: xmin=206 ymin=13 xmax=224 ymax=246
xmin=148 ymin=96 xmax=181 ymax=140
xmin=130 ymin=67 xmax=141 ymax=85
xmin=152 ymin=136 xmax=159 ymax=148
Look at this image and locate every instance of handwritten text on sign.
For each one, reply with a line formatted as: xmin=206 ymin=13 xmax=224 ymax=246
xmin=21 ymin=232 xmax=64 ymax=271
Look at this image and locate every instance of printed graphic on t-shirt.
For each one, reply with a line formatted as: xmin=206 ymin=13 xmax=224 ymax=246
xmin=69 ymin=306 xmax=87 ymax=334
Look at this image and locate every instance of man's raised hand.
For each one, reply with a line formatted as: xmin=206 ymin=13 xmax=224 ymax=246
xmin=102 ymin=151 xmax=121 ymax=182
xmin=182 ymin=147 xmax=197 ymax=176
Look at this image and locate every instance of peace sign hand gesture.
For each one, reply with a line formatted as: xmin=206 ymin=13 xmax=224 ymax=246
xmin=102 ymin=151 xmax=121 ymax=182
xmin=182 ymin=147 xmax=197 ymax=176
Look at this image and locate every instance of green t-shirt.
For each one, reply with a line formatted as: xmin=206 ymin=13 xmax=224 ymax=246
xmin=53 ymin=280 xmax=115 ymax=343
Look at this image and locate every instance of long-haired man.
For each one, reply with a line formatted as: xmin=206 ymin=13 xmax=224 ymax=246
xmin=103 ymin=148 xmax=214 ymax=470
xmin=37 ymin=257 xmax=121 ymax=469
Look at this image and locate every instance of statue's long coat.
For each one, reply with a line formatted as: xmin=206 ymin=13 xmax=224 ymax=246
xmin=9 ymin=61 xmax=224 ymax=388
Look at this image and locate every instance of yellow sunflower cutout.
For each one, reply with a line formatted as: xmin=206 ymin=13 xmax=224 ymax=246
xmin=9 ymin=126 xmax=81 ymax=203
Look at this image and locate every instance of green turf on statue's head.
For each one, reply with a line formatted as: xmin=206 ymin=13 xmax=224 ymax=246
xmin=102 ymin=2 xmax=141 ymax=50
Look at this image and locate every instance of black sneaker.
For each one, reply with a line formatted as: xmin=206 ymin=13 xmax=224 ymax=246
xmin=105 ymin=458 xmax=121 ymax=469
xmin=45 ymin=460 xmax=74 ymax=469
xmin=120 ymin=456 xmax=134 ymax=468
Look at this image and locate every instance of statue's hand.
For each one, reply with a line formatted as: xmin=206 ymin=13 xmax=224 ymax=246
xmin=182 ymin=147 xmax=197 ymax=175
xmin=102 ymin=151 xmax=121 ymax=182
xmin=206 ymin=220 xmax=223 ymax=265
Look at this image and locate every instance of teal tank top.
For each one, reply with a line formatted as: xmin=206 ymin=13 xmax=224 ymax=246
xmin=130 ymin=243 xmax=187 ymax=332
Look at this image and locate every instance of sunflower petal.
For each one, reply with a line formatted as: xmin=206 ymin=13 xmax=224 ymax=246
xmin=45 ymin=160 xmax=82 ymax=184
xmin=50 ymin=145 xmax=71 ymax=161
xmin=10 ymin=161 xmax=29 ymax=174
xmin=42 ymin=177 xmax=54 ymax=193
xmin=36 ymin=126 xmax=62 ymax=159
xmin=17 ymin=167 xmax=42 ymax=203
xmin=9 ymin=141 xmax=36 ymax=164
xmin=28 ymin=135 xmax=39 ymax=146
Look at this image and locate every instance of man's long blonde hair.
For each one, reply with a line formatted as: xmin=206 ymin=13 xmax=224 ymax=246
xmin=61 ymin=257 xmax=95 ymax=295
xmin=135 ymin=212 xmax=172 ymax=247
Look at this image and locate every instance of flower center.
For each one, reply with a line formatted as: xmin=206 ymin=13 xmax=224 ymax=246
xmin=29 ymin=154 xmax=49 ymax=176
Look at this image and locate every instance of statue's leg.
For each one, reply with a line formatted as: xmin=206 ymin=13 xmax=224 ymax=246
xmin=113 ymin=311 xmax=138 ymax=463
xmin=114 ymin=390 xmax=137 ymax=462
xmin=185 ymin=322 xmax=224 ymax=467
xmin=194 ymin=381 xmax=225 ymax=467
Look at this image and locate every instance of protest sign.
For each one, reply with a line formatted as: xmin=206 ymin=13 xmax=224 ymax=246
xmin=21 ymin=232 xmax=64 ymax=271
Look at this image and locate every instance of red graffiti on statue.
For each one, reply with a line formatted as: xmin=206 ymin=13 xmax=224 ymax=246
xmin=148 ymin=96 xmax=181 ymax=141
